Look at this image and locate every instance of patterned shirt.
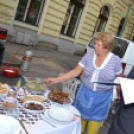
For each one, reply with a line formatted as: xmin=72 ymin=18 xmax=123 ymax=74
xmin=78 ymin=51 xmax=122 ymax=92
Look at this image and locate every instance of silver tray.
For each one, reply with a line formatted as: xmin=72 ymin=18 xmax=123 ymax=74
xmin=24 ymin=85 xmax=46 ymax=95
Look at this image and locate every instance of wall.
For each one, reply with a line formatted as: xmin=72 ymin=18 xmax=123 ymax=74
xmin=0 ymin=0 xmax=18 ymax=34
xmin=40 ymin=0 xmax=70 ymax=38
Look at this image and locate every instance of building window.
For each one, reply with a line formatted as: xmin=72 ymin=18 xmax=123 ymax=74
xmin=61 ymin=0 xmax=85 ymax=38
xmin=116 ymin=18 xmax=125 ymax=37
xmin=93 ymin=6 xmax=109 ymax=34
xmin=132 ymin=37 xmax=134 ymax=42
xmin=15 ymin=0 xmax=45 ymax=26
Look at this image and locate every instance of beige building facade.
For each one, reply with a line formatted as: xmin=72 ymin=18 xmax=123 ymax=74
xmin=0 ymin=0 xmax=134 ymax=54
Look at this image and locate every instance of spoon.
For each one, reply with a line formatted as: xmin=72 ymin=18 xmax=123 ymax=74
xmin=22 ymin=75 xmax=30 ymax=83
xmin=38 ymin=115 xmax=57 ymax=128
xmin=23 ymin=87 xmax=27 ymax=102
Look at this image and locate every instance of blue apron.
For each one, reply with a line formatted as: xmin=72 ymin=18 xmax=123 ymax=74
xmin=73 ymin=82 xmax=113 ymax=122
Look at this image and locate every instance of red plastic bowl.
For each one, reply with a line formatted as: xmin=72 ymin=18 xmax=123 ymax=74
xmin=2 ymin=67 xmax=19 ymax=78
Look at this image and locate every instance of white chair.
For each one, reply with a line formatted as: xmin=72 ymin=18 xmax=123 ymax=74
xmin=58 ymin=73 xmax=81 ymax=100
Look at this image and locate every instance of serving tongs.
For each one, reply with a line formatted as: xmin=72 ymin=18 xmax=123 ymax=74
xmin=18 ymin=118 xmax=29 ymax=134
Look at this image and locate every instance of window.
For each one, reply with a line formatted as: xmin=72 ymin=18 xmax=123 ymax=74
xmin=61 ymin=0 xmax=85 ymax=38
xmin=116 ymin=18 xmax=125 ymax=37
xmin=111 ymin=38 xmax=128 ymax=58
xmin=15 ymin=0 xmax=45 ymax=26
xmin=93 ymin=6 xmax=109 ymax=34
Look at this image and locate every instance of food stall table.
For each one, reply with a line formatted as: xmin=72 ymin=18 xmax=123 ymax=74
xmin=31 ymin=105 xmax=81 ymax=134
xmin=0 ymin=87 xmax=81 ymax=134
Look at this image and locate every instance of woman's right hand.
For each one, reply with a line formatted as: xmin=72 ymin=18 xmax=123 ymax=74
xmin=43 ymin=78 xmax=58 ymax=85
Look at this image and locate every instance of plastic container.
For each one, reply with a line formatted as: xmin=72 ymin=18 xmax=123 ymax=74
xmin=0 ymin=27 xmax=7 ymax=39
xmin=2 ymin=67 xmax=19 ymax=78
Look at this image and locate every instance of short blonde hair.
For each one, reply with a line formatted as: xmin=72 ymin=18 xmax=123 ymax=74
xmin=94 ymin=32 xmax=114 ymax=51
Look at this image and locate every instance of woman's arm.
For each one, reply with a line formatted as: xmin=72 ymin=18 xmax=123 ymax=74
xmin=44 ymin=64 xmax=83 ymax=84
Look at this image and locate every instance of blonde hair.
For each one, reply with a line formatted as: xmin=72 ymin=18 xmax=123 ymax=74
xmin=94 ymin=32 xmax=114 ymax=51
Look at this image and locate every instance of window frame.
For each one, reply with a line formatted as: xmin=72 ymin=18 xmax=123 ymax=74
xmin=61 ymin=0 xmax=85 ymax=38
xmin=93 ymin=6 xmax=109 ymax=34
xmin=15 ymin=0 xmax=45 ymax=26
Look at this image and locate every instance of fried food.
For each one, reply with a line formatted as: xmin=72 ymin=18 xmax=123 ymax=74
xmin=2 ymin=102 xmax=17 ymax=110
xmin=0 ymin=82 xmax=10 ymax=95
xmin=48 ymin=90 xmax=71 ymax=104
xmin=25 ymin=102 xmax=43 ymax=110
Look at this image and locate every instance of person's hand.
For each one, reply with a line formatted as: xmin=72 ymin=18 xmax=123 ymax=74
xmin=43 ymin=78 xmax=58 ymax=85
xmin=116 ymin=85 xmax=121 ymax=100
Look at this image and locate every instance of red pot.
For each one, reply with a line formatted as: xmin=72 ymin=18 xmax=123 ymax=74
xmin=2 ymin=67 xmax=19 ymax=78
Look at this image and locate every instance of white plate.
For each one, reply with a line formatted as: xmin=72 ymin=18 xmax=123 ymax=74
xmin=23 ymin=101 xmax=45 ymax=114
xmin=0 ymin=115 xmax=21 ymax=134
xmin=24 ymin=85 xmax=46 ymax=95
xmin=48 ymin=108 xmax=75 ymax=122
xmin=44 ymin=109 xmax=69 ymax=124
xmin=45 ymin=92 xmax=73 ymax=106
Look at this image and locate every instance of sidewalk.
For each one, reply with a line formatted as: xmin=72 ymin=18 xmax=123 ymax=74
xmin=2 ymin=43 xmax=81 ymax=66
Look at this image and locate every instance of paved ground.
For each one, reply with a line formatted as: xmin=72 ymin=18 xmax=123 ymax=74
xmin=1 ymin=42 xmax=115 ymax=134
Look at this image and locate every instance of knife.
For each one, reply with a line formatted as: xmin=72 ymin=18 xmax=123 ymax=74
xmin=18 ymin=119 xmax=29 ymax=134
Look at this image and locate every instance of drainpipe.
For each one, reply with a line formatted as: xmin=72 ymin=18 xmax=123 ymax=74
xmin=119 ymin=0 xmax=134 ymax=38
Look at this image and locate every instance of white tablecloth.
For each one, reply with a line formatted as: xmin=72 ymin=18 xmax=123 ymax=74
xmin=30 ymin=90 xmax=81 ymax=134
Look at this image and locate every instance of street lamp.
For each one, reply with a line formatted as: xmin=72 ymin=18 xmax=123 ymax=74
xmin=119 ymin=0 xmax=134 ymax=38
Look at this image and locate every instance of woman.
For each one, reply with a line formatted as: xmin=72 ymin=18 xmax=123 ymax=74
xmin=44 ymin=32 xmax=122 ymax=134
xmin=108 ymin=70 xmax=134 ymax=134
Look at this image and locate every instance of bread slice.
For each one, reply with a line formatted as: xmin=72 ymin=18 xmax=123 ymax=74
xmin=20 ymin=95 xmax=45 ymax=103
xmin=1 ymin=83 xmax=11 ymax=90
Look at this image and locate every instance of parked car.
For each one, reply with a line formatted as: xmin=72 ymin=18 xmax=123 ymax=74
xmin=84 ymin=34 xmax=134 ymax=77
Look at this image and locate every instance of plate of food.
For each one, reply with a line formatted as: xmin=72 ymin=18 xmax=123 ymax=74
xmin=0 ymin=83 xmax=11 ymax=96
xmin=23 ymin=101 xmax=45 ymax=114
xmin=20 ymin=95 xmax=45 ymax=103
xmin=2 ymin=102 xmax=17 ymax=110
xmin=45 ymin=90 xmax=73 ymax=106
xmin=24 ymin=85 xmax=46 ymax=95
xmin=23 ymin=77 xmax=48 ymax=95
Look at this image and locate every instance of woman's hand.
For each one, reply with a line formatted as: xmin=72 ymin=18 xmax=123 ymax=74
xmin=43 ymin=78 xmax=58 ymax=85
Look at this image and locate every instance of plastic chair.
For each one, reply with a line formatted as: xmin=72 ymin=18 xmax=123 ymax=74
xmin=58 ymin=73 xmax=81 ymax=100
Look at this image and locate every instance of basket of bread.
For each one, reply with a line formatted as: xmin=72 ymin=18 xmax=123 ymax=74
xmin=0 ymin=83 xmax=11 ymax=96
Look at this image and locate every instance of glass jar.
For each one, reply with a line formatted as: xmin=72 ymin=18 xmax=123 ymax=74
xmin=6 ymin=90 xmax=17 ymax=102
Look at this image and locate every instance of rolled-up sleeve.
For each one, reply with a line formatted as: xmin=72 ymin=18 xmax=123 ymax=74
xmin=115 ymin=56 xmax=123 ymax=75
xmin=78 ymin=52 xmax=90 ymax=68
